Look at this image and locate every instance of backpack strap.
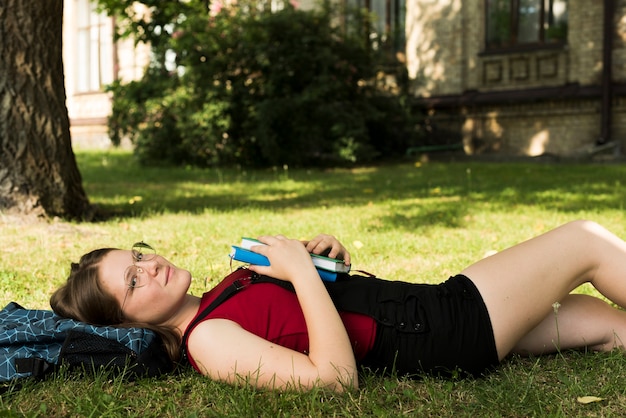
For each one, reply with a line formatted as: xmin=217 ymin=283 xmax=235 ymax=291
xmin=14 ymin=357 xmax=54 ymax=379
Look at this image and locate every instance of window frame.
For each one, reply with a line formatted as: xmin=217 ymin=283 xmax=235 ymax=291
xmin=345 ymin=0 xmax=406 ymax=54
xmin=74 ymin=0 xmax=114 ymax=94
xmin=484 ymin=0 xmax=568 ymax=54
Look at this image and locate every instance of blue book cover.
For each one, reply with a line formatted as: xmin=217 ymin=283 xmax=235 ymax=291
xmin=239 ymin=237 xmax=350 ymax=273
xmin=315 ymin=269 xmax=337 ymax=282
xmin=229 ymin=246 xmax=270 ymax=266
xmin=229 ymin=246 xmax=337 ymax=282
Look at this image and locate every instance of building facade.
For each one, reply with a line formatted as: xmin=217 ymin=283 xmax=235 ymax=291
xmin=64 ymin=0 xmax=625 ymax=157
xmin=406 ymin=0 xmax=626 ymax=157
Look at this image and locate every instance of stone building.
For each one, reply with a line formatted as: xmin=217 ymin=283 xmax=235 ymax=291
xmin=406 ymin=0 xmax=625 ymax=157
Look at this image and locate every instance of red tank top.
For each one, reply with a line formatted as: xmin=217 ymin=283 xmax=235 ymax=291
xmin=185 ymin=275 xmax=377 ymax=374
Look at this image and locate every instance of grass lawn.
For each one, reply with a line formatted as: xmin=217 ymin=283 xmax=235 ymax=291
xmin=2 ymin=150 xmax=626 ymax=416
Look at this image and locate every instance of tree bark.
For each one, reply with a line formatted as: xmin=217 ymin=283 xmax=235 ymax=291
xmin=0 ymin=0 xmax=91 ymax=219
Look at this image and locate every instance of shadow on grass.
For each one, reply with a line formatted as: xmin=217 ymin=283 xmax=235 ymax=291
xmin=78 ymin=152 xmax=626 ymax=227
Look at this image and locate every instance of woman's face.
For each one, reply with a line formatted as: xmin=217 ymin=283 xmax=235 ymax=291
xmin=98 ymin=249 xmax=192 ymax=325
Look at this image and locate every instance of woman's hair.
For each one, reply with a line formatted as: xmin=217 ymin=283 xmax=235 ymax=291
xmin=50 ymin=248 xmax=181 ymax=362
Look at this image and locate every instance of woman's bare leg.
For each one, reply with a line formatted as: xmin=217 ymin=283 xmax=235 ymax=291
xmin=512 ymin=293 xmax=626 ymax=355
xmin=461 ymin=220 xmax=626 ymax=360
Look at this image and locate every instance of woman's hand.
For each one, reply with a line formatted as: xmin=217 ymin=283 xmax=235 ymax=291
xmin=246 ymin=234 xmax=351 ymax=282
xmin=302 ymin=234 xmax=351 ymax=266
xmin=247 ymin=235 xmax=317 ymax=283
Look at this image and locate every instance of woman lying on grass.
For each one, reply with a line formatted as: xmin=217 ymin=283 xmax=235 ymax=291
xmin=51 ymin=220 xmax=626 ymax=392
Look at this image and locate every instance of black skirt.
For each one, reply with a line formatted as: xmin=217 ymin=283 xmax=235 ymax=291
xmin=359 ymin=274 xmax=498 ymax=378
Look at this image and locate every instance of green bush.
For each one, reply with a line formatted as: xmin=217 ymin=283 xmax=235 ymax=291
xmin=103 ymin=0 xmax=419 ymax=167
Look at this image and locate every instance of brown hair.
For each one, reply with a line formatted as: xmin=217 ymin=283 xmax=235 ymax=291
xmin=50 ymin=248 xmax=181 ymax=362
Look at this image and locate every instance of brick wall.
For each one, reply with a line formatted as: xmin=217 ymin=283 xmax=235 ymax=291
xmin=462 ymin=100 xmax=603 ymax=155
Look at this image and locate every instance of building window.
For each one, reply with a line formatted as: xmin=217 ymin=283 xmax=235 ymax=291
xmin=347 ymin=0 xmax=406 ymax=53
xmin=75 ymin=0 xmax=114 ymax=92
xmin=486 ymin=0 xmax=568 ymax=50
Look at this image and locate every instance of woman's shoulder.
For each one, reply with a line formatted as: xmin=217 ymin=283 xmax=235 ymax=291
xmin=189 ymin=317 xmax=242 ymax=342
xmin=186 ymin=318 xmax=242 ymax=366
xmin=187 ymin=318 xmax=241 ymax=375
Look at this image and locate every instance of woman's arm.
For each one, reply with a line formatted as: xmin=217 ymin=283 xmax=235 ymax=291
xmin=249 ymin=235 xmax=358 ymax=390
xmin=189 ymin=235 xmax=358 ymax=392
xmin=188 ymin=317 xmax=356 ymax=391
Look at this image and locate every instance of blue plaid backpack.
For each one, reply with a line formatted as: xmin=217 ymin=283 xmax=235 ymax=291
xmin=0 ymin=302 xmax=174 ymax=384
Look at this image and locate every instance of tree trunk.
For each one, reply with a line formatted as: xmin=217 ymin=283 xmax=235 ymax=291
xmin=0 ymin=0 xmax=91 ymax=219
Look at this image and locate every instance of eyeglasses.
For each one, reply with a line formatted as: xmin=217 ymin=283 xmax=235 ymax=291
xmin=121 ymin=241 xmax=156 ymax=311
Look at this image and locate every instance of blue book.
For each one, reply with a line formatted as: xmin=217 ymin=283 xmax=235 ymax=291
xmin=229 ymin=246 xmax=338 ymax=282
xmin=239 ymin=237 xmax=351 ymax=273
